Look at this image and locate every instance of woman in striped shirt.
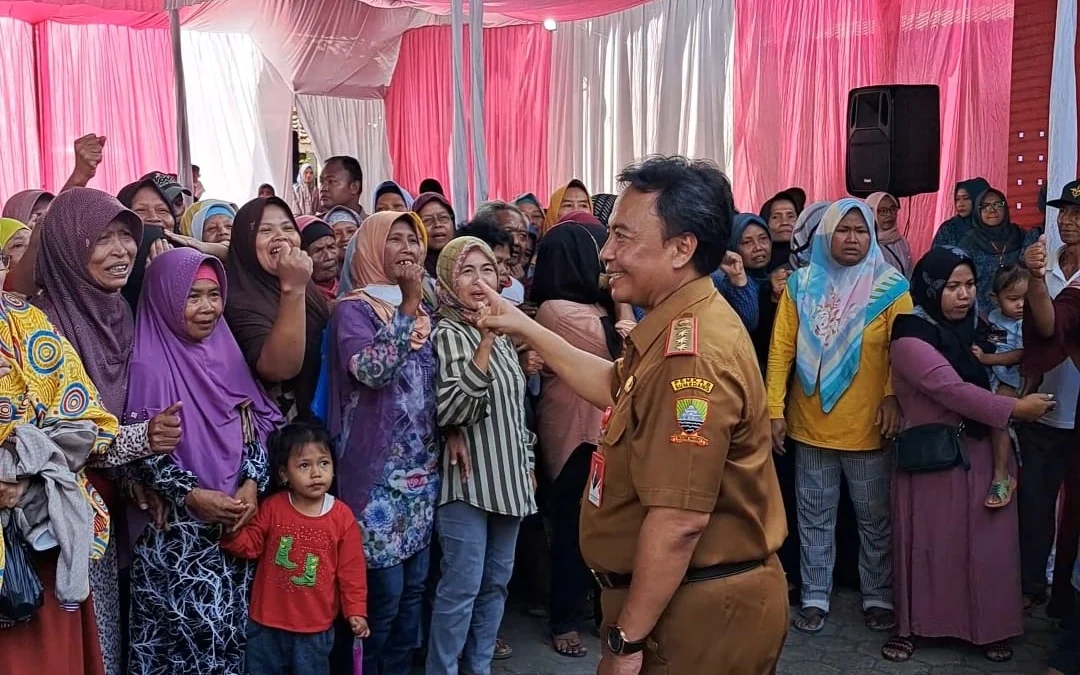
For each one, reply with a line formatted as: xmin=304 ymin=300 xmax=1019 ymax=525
xmin=426 ymin=236 xmax=537 ymax=675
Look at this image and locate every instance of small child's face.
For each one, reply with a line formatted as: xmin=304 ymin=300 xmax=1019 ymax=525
xmin=994 ymin=279 xmax=1028 ymax=320
xmin=279 ymin=442 xmax=334 ymax=501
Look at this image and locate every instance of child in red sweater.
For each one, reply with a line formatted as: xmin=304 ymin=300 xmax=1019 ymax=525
xmin=222 ymin=423 xmax=369 ymax=675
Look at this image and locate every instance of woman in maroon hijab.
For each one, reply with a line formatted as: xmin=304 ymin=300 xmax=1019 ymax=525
xmin=32 ymin=187 xmax=185 ymax=675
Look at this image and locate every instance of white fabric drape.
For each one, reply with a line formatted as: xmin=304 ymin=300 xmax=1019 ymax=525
xmin=469 ymin=0 xmax=489 ymax=203
xmin=547 ymin=0 xmax=734 ymax=193
xmin=181 ymin=30 xmax=292 ymax=203
xmin=295 ymin=95 xmax=394 ymax=208
xmin=0 ymin=18 xmax=41 ymax=204
xmin=1046 ymin=0 xmax=1078 ymax=250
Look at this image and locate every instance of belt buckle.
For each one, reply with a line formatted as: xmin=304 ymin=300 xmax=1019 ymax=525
xmin=591 ymin=569 xmax=612 ymax=590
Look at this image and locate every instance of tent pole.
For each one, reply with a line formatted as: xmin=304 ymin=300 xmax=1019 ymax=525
xmin=170 ymin=9 xmax=192 ymax=202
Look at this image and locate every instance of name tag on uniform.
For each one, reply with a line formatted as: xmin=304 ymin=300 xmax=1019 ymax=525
xmin=588 ymin=451 xmax=605 ymax=507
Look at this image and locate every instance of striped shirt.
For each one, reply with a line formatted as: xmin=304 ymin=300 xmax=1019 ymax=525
xmin=433 ymin=319 xmax=536 ymax=517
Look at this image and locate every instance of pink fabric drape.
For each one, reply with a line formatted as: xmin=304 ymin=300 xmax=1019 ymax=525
xmin=386 ymin=25 xmax=551 ymax=206
xmin=0 ymin=18 xmax=42 ymax=206
xmin=37 ymin=21 xmax=178 ymax=196
xmin=734 ymin=0 xmax=1014 ymax=259
xmin=368 ymin=0 xmax=651 ymax=23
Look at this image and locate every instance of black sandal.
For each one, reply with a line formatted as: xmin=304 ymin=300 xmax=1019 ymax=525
xmin=881 ymin=636 xmax=915 ymax=662
xmin=792 ymin=607 xmax=826 ymax=633
xmin=551 ymin=632 xmax=588 ymax=658
xmin=864 ymin=607 xmax=897 ymax=632
xmin=984 ymin=641 xmax=1012 ymax=662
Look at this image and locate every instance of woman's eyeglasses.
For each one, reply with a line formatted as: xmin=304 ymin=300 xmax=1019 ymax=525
xmin=980 ymin=201 xmax=1006 ymax=213
xmin=422 ymin=215 xmax=454 ymax=227
xmin=876 ymin=206 xmax=899 ymax=216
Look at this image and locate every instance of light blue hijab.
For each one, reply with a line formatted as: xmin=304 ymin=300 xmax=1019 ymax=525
xmin=191 ymin=200 xmax=236 ymax=242
xmin=786 ymin=198 xmax=908 ymax=412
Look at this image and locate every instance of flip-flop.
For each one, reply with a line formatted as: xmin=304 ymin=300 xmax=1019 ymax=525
xmin=551 ymin=632 xmax=588 ymax=658
xmin=792 ymin=608 xmax=826 ymax=634
xmin=864 ymin=608 xmax=897 ymax=632
xmin=493 ymin=638 xmax=513 ymax=660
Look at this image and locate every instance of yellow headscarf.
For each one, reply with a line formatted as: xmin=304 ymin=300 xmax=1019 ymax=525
xmin=0 ymin=218 xmax=29 ymax=249
xmin=543 ymin=179 xmax=592 ymax=236
xmin=178 ymin=202 xmax=205 ymax=237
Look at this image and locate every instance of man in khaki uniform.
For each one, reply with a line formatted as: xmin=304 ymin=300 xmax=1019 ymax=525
xmin=480 ymin=156 xmax=789 ymax=675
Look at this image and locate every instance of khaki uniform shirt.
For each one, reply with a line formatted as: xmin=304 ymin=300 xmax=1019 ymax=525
xmin=580 ymin=276 xmax=787 ymax=574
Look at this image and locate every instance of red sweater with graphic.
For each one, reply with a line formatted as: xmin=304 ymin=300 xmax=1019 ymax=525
xmin=221 ymin=492 xmax=368 ymax=633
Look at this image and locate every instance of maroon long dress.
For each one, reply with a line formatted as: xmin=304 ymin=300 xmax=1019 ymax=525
xmin=890 ymin=337 xmax=1022 ymax=644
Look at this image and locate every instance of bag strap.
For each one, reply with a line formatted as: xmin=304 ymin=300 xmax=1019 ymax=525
xmin=955 ymin=422 xmax=971 ymax=471
xmin=239 ymin=402 xmax=257 ymax=447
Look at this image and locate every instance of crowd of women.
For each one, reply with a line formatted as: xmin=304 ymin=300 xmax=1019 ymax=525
xmin=1 ymin=131 xmax=1080 ymax=675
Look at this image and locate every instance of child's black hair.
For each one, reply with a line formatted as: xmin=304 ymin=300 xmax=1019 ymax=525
xmin=266 ymin=422 xmax=335 ymax=494
xmin=993 ymin=263 xmax=1031 ymax=296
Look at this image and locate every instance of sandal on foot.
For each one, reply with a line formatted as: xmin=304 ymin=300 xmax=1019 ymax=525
xmin=881 ymin=636 xmax=915 ymax=662
xmin=551 ymin=632 xmax=588 ymax=658
xmin=864 ymin=607 xmax=897 ymax=632
xmin=984 ymin=641 xmax=1012 ymax=662
xmin=493 ymin=638 xmax=513 ymax=660
xmin=985 ymin=476 xmax=1016 ymax=509
xmin=792 ymin=607 xmax=827 ymax=634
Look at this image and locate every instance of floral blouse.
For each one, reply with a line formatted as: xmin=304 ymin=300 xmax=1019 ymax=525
xmin=337 ymin=303 xmax=440 ymax=569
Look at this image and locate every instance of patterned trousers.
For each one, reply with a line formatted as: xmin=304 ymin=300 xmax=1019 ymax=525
xmin=795 ymin=443 xmax=892 ymax=613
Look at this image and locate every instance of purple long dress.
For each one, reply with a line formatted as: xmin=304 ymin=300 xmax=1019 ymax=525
xmin=890 ymin=337 xmax=1022 ymax=644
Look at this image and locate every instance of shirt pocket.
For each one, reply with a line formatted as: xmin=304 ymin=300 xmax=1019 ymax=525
xmin=599 ymin=403 xmax=632 ymax=498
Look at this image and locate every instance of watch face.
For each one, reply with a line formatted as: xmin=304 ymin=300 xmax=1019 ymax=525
xmin=605 ymin=627 xmax=625 ymax=653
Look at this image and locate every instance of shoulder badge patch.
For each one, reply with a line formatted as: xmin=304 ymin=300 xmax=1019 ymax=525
xmin=664 ymin=317 xmax=698 ymax=357
xmin=671 ymin=397 xmax=709 ymax=446
xmin=670 ymin=377 xmax=714 ymax=394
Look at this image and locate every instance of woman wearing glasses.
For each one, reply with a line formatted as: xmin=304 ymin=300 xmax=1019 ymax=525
xmin=866 ymin=193 xmax=912 ymax=278
xmin=413 ymin=193 xmax=456 ymax=278
xmin=954 ymin=187 xmax=1039 ymax=314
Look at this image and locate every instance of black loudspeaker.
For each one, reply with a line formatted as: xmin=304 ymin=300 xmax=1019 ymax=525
xmin=845 ymin=85 xmax=940 ymax=198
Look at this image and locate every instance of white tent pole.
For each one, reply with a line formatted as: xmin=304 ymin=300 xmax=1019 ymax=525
xmin=468 ymin=0 xmax=487 ymax=204
xmin=450 ymin=0 xmax=469 ymax=214
xmin=170 ymin=9 xmax=192 ymax=202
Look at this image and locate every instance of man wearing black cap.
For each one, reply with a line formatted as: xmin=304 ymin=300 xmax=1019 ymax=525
xmin=1018 ymin=177 xmax=1080 ymax=614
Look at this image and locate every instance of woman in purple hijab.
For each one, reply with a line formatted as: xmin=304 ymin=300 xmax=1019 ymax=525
xmin=123 ymin=247 xmax=281 ymax=674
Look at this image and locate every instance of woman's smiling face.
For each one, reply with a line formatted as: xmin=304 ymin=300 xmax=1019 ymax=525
xmin=254 ymin=204 xmax=300 ymax=274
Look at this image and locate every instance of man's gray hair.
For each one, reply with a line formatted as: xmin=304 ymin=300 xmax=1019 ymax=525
xmin=472 ymin=200 xmax=526 ymax=225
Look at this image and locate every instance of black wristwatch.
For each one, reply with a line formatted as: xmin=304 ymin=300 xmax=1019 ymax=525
xmin=605 ymin=626 xmax=646 ymax=655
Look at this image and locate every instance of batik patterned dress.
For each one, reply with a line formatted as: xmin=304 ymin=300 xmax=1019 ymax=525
xmin=125 ymin=434 xmax=268 ymax=675
xmin=0 ymin=292 xmax=119 ymax=675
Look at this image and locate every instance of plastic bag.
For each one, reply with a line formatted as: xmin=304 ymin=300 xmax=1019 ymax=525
xmin=0 ymin=518 xmax=44 ymax=627
xmin=352 ymin=637 xmax=363 ymax=675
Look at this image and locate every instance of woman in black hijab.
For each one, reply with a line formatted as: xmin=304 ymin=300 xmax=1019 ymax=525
xmin=117 ymin=178 xmax=174 ymax=310
xmin=224 ymin=196 xmax=330 ymax=421
xmin=529 ymin=219 xmax=620 ymax=657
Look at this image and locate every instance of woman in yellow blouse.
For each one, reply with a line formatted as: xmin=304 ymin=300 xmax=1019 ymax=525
xmin=766 ymin=198 xmax=911 ymax=635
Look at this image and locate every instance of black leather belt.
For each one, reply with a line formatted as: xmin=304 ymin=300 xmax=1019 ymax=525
xmin=591 ymin=559 xmax=764 ymax=590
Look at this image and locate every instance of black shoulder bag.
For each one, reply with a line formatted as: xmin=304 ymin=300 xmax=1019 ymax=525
xmin=892 ymin=422 xmax=970 ymax=473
